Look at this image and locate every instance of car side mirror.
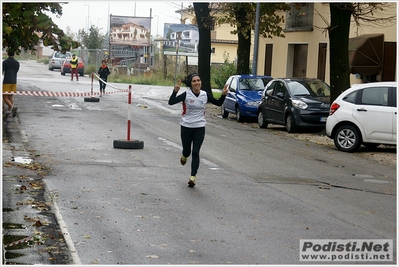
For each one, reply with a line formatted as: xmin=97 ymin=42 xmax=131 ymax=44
xmin=276 ymin=92 xmax=284 ymax=99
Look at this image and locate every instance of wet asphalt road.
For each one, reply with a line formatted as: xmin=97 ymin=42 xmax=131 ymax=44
xmin=2 ymin=60 xmax=397 ymax=265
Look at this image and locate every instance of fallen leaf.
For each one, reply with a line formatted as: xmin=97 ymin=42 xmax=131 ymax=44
xmin=33 ymin=220 xmax=43 ymax=227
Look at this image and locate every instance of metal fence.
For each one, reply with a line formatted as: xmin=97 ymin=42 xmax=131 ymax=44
xmin=75 ymin=48 xmax=108 ymax=73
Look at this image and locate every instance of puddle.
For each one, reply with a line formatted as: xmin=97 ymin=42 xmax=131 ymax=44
xmin=12 ymin=157 xmax=33 ymax=164
xmin=363 ymin=179 xmax=390 ymax=184
xmin=3 ymin=235 xmax=32 ymax=250
xmin=68 ymin=103 xmax=82 ymax=110
xmin=3 ymin=223 xmax=27 ymax=230
xmin=353 ymin=174 xmax=374 ymax=178
xmin=51 ymin=104 xmax=64 ymax=107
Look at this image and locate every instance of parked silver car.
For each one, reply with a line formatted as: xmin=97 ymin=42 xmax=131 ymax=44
xmin=48 ymin=51 xmax=72 ymax=71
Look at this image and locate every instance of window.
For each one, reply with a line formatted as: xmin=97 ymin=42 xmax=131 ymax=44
xmin=343 ymin=91 xmax=358 ymax=104
xmin=241 ymin=78 xmax=265 ymax=91
xmin=288 ymin=82 xmax=310 ymax=96
xmin=274 ymin=82 xmax=286 ymax=96
xmin=360 ymin=87 xmax=389 ymax=106
xmin=285 ymin=3 xmax=314 ymax=31
xmin=266 ymin=81 xmax=277 ymax=95
xmin=229 ymin=78 xmax=237 ymax=92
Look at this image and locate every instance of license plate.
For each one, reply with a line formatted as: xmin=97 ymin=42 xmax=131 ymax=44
xmin=320 ymin=117 xmax=327 ymax=122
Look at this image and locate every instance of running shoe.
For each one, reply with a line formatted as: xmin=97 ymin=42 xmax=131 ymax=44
xmin=180 ymin=156 xmax=187 ymax=165
xmin=188 ymin=176 xmax=196 ymax=187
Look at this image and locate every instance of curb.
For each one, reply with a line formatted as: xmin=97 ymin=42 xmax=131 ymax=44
xmin=2 ymin=111 xmax=76 ymax=264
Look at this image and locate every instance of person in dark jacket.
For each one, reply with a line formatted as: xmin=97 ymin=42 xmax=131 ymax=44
xmin=2 ymin=51 xmax=20 ymax=116
xmin=98 ymin=60 xmax=111 ymax=96
xmin=168 ymin=73 xmax=228 ymax=187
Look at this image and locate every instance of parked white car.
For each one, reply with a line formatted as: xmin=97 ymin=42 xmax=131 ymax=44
xmin=326 ymin=81 xmax=397 ymax=152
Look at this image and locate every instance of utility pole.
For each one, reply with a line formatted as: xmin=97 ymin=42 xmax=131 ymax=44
xmin=252 ymin=2 xmax=260 ymax=75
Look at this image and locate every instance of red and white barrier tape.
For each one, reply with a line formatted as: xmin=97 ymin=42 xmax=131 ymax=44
xmin=2 ymin=89 xmax=130 ymax=97
xmin=4 ymin=236 xmax=33 ymax=248
xmin=3 ymin=73 xmax=130 ymax=97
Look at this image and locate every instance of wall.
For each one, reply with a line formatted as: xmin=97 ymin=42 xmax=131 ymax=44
xmin=256 ymin=2 xmax=397 ymax=85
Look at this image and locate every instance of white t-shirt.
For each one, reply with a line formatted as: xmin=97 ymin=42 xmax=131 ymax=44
xmin=180 ymin=89 xmax=208 ymax=128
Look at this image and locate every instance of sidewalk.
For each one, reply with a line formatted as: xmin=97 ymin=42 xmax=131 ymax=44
xmin=2 ymin=110 xmax=73 ymax=264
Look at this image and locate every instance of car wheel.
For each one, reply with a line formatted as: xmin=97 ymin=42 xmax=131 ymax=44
xmin=236 ymin=106 xmax=244 ymax=122
xmin=79 ymin=72 xmax=84 ymax=77
xmin=334 ymin=125 xmax=361 ymax=152
xmin=221 ymin=104 xmax=229 ymax=119
xmin=285 ymin=113 xmax=296 ymax=133
xmin=61 ymin=71 xmax=65 ymax=76
xmin=258 ymin=110 xmax=268 ymax=129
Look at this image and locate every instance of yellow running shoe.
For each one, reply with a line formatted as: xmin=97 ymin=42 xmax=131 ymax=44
xmin=180 ymin=156 xmax=187 ymax=165
xmin=188 ymin=176 xmax=196 ymax=187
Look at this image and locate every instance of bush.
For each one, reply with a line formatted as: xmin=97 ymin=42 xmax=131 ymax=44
xmin=37 ymin=57 xmax=49 ymax=64
xmin=84 ymin=64 xmax=97 ymax=76
xmin=211 ymin=53 xmax=236 ymax=89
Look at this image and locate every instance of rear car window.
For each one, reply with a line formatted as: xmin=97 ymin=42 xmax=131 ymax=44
xmin=343 ymin=91 xmax=357 ymax=103
xmin=55 ymin=52 xmax=69 ymax=58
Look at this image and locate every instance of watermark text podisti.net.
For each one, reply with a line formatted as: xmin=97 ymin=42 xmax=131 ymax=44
xmin=299 ymin=239 xmax=393 ymax=262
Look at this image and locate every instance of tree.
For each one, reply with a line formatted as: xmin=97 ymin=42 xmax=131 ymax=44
xmin=328 ymin=3 xmax=396 ymax=102
xmin=216 ymin=3 xmax=289 ymax=74
xmin=328 ymin=3 xmax=352 ymax=102
xmin=78 ymin=25 xmax=106 ymax=50
xmin=193 ymin=3 xmax=212 ymax=93
xmin=2 ymin=3 xmax=79 ymax=54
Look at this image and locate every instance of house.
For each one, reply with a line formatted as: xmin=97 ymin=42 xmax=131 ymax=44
xmin=110 ymin=22 xmax=150 ymax=45
xmin=176 ymin=7 xmax=238 ymax=65
xmin=255 ymin=2 xmax=397 ymax=85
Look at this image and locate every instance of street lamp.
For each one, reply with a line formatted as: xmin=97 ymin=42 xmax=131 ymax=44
xmin=153 ymin=15 xmax=159 ymax=37
xmin=84 ymin=4 xmax=90 ymax=32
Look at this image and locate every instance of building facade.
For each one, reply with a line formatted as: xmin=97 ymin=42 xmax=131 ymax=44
xmin=177 ymin=8 xmax=239 ymax=65
xmin=256 ymin=2 xmax=397 ymax=85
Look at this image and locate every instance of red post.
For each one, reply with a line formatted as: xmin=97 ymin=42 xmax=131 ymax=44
xmin=127 ymin=85 xmax=132 ymax=141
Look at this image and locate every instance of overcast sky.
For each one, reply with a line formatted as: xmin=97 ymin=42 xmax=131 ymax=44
xmin=50 ymin=1 xmax=192 ymax=37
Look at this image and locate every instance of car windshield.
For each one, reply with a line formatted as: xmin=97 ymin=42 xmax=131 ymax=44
xmin=288 ymin=80 xmax=330 ymax=97
xmin=239 ymin=78 xmax=266 ymax=91
xmin=55 ymin=52 xmax=69 ymax=58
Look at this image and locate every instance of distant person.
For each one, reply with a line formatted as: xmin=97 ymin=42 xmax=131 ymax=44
xmin=168 ymin=73 xmax=228 ymax=187
xmin=2 ymin=51 xmax=20 ymax=117
xmin=98 ymin=60 xmax=111 ymax=96
xmin=70 ymin=54 xmax=79 ymax=81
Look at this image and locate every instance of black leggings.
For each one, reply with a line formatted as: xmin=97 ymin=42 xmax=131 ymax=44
xmin=99 ymin=79 xmax=107 ymax=90
xmin=181 ymin=126 xmax=205 ymax=176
